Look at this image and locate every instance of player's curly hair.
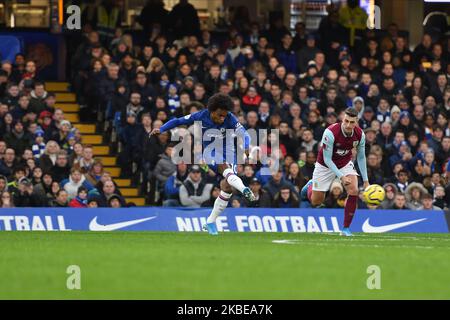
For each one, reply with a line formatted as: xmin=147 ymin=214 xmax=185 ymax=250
xmin=207 ymin=93 xmax=233 ymax=112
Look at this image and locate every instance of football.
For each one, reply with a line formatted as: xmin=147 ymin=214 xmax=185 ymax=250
xmin=363 ymin=184 xmax=386 ymax=206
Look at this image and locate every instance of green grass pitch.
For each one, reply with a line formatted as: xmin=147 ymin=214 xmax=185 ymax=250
xmin=0 ymin=232 xmax=449 ymax=299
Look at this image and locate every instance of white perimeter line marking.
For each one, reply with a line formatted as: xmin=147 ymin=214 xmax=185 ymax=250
xmin=272 ymin=239 xmax=435 ymax=249
xmin=311 ymin=233 xmax=450 ymax=241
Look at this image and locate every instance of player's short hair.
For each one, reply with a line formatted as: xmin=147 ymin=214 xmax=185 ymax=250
xmin=207 ymin=93 xmax=233 ymax=112
xmin=345 ymin=107 xmax=359 ymax=118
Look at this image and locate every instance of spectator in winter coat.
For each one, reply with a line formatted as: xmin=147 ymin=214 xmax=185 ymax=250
xmin=28 ymin=82 xmax=48 ymax=115
xmin=163 ymin=162 xmax=189 ymax=207
xmin=0 ymin=148 xmax=18 ymax=179
xmin=296 ymin=34 xmax=320 ymax=73
xmin=98 ymin=180 xmax=126 ymax=208
xmin=121 ymin=92 xmax=145 ymax=126
xmin=273 ymin=186 xmax=300 ymax=208
xmin=69 ymin=186 xmax=89 ymax=208
xmin=31 ymin=129 xmax=46 ymax=159
xmin=153 ymin=144 xmax=177 ymax=191
xmin=33 ymin=172 xmax=54 ymax=205
xmin=73 ymin=145 xmax=95 ymax=175
xmin=108 ymin=194 xmax=124 ymax=208
xmin=60 ymin=167 xmax=95 ymax=199
xmin=389 ymin=192 xmax=408 ymax=209
xmin=49 ymin=189 xmax=69 ymax=207
xmin=13 ymin=177 xmax=46 ymax=207
xmin=11 ymin=94 xmax=30 ymax=121
xmin=277 ymin=33 xmax=297 ymax=73
xmin=405 ymin=182 xmax=429 ymax=210
xmin=179 ymin=165 xmax=213 ymax=208
xmin=263 ymin=169 xmax=297 ymax=199
xmin=418 ymin=193 xmax=443 ymax=210
xmin=4 ymin=121 xmax=32 ymax=157
xmin=132 ymin=71 xmax=156 ymax=108
xmin=118 ymin=112 xmax=141 ymax=177
xmin=367 ymin=152 xmax=385 ymax=185
xmin=241 ymin=86 xmax=262 ymax=113
xmin=50 ymin=151 xmax=71 ymax=183
xmin=39 ymin=140 xmax=60 ymax=174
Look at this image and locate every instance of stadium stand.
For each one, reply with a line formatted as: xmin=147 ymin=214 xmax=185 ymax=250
xmin=0 ymin=0 xmax=448 ymax=210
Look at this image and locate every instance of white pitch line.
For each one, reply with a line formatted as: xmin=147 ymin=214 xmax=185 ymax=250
xmin=272 ymin=239 xmax=435 ymax=249
xmin=303 ymin=233 xmax=450 ymax=242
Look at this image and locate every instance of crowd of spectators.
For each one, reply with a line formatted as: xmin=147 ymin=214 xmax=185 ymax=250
xmin=0 ymin=0 xmax=449 ymax=210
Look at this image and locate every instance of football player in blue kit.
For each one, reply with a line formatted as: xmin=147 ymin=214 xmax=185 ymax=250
xmin=150 ymin=93 xmax=256 ymax=235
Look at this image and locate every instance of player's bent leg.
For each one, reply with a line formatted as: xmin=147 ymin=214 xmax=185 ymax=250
xmin=204 ymin=179 xmax=232 ymax=235
xmin=300 ymin=180 xmax=312 ymax=201
xmin=310 ymin=190 xmax=326 ymax=207
xmin=341 ymin=174 xmax=359 ymax=236
xmin=219 ymin=163 xmax=255 ymax=201
xmin=309 ymin=163 xmax=335 ymax=207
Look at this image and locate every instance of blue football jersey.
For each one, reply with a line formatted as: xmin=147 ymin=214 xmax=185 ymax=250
xmin=159 ymin=109 xmax=250 ymax=165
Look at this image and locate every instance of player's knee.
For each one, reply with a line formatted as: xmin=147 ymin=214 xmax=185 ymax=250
xmin=222 ymin=167 xmax=234 ymax=179
xmin=346 ymin=186 xmax=358 ymax=196
xmin=220 ymin=179 xmax=232 ymax=193
xmin=311 ymin=193 xmax=325 ymax=206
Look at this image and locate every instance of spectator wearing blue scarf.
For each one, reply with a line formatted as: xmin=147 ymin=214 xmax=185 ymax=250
xmin=68 ymin=186 xmax=88 ymax=208
xmin=167 ymin=83 xmax=180 ymax=114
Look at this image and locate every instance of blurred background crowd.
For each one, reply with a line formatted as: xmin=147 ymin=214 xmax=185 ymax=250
xmin=0 ymin=0 xmax=448 ymax=210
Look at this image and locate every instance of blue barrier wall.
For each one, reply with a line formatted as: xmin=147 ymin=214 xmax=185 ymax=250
xmin=0 ymin=208 xmax=448 ymax=233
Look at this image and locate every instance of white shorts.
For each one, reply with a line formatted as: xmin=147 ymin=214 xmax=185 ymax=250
xmin=312 ymin=161 xmax=359 ymax=192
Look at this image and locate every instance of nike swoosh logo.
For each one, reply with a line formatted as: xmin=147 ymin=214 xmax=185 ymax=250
xmin=362 ymin=218 xmax=427 ymax=233
xmin=89 ymin=216 xmax=157 ymax=231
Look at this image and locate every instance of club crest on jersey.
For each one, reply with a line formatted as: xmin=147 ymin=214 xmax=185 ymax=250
xmin=336 ymin=149 xmax=350 ymax=156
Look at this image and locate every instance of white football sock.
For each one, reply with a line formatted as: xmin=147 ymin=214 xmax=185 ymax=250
xmin=207 ymin=191 xmax=231 ymax=224
xmin=222 ymin=168 xmax=246 ymax=193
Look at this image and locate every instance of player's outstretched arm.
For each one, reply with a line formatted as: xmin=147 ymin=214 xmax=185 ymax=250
xmin=153 ymin=114 xmax=197 ymax=135
xmin=357 ymin=132 xmax=370 ymax=188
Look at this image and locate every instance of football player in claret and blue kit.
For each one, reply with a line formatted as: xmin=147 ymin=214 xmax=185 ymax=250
xmin=301 ymin=107 xmax=369 ymax=236
xmin=150 ymin=93 xmax=256 ymax=235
